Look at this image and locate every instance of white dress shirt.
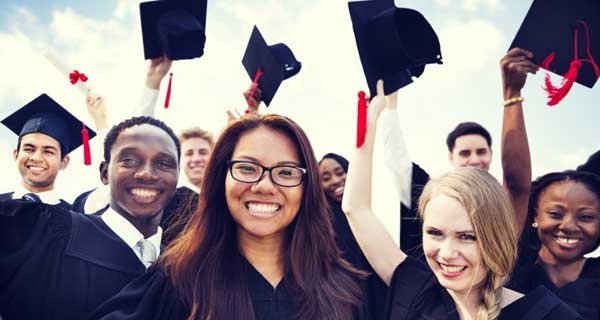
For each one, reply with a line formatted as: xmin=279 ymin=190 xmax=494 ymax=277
xmin=101 ymin=206 xmax=162 ymax=266
xmin=11 ymin=184 xmax=63 ymax=205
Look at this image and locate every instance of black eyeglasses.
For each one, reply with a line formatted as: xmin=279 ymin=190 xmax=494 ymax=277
xmin=227 ymin=160 xmax=307 ymax=187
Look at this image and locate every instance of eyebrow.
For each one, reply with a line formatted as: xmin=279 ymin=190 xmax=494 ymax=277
xmin=22 ymin=143 xmax=59 ymax=151
xmin=118 ymin=147 xmax=177 ymax=160
xmin=235 ymin=155 xmax=301 ymax=166
xmin=424 ymin=226 xmax=474 ymax=234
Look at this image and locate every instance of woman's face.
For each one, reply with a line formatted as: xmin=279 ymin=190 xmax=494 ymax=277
xmin=535 ymin=180 xmax=600 ymax=263
xmin=226 ymin=126 xmax=304 ymax=242
xmin=422 ymin=195 xmax=487 ymax=295
xmin=319 ymin=158 xmax=346 ymax=203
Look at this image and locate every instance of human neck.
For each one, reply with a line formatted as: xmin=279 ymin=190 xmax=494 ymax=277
xmin=538 ymin=247 xmax=586 ymax=288
xmin=239 ymin=230 xmax=286 ymax=288
xmin=447 ymin=288 xmax=482 ymax=320
xmin=112 ymin=205 xmax=162 ymax=239
xmin=22 ymin=181 xmax=53 ymax=193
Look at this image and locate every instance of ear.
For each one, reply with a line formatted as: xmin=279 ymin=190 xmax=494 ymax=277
xmin=13 ymin=149 xmax=18 ymax=160
xmin=448 ymin=151 xmax=454 ymax=162
xmin=59 ymin=155 xmax=70 ymax=170
xmin=100 ymin=161 xmax=109 ymax=185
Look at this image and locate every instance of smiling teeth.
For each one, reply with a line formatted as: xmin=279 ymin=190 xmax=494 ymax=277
xmin=247 ymin=203 xmax=279 ymax=214
xmin=130 ymin=188 xmax=159 ymax=198
xmin=440 ymin=264 xmax=466 ymax=273
xmin=555 ymin=237 xmax=580 ymax=245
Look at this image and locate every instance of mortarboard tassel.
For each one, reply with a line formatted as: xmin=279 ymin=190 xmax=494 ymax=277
xmin=246 ymin=68 xmax=263 ymax=114
xmin=81 ymin=123 xmax=92 ymax=165
xmin=356 ymin=91 xmax=367 ymax=148
xmin=541 ymin=21 xmax=600 ymax=107
xmin=164 ymin=72 xmax=173 ymax=109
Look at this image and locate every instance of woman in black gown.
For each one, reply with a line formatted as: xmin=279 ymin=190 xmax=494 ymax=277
xmin=509 ymin=170 xmax=600 ymax=319
xmin=91 ymin=114 xmax=371 ymax=320
xmin=342 ymin=80 xmax=581 ymax=320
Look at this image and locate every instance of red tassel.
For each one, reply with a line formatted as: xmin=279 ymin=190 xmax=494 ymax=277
xmin=164 ymin=72 xmax=173 ymax=109
xmin=356 ymin=91 xmax=367 ymax=148
xmin=69 ymin=70 xmax=88 ymax=84
xmin=81 ymin=123 xmax=92 ymax=166
xmin=543 ymin=59 xmax=581 ymax=106
xmin=245 ymin=68 xmax=263 ymax=113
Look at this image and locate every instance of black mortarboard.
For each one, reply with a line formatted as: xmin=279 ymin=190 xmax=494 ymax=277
xmin=242 ymin=26 xmax=302 ymax=107
xmin=349 ymin=0 xmax=443 ymax=96
xmin=510 ymin=0 xmax=600 ymax=88
xmin=140 ymin=0 xmax=207 ymax=60
xmin=1 ymin=94 xmax=96 ymax=158
xmin=577 ymin=150 xmax=600 ymax=176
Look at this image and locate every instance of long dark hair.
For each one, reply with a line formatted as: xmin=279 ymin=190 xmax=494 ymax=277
xmin=159 ymin=115 xmax=364 ymax=320
xmin=525 ymin=170 xmax=600 ymax=255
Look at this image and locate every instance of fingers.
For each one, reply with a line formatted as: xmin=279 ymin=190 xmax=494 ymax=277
xmin=506 ymin=47 xmax=534 ymax=59
xmin=506 ymin=60 xmax=539 ymax=74
xmin=376 ymin=79 xmax=384 ymax=97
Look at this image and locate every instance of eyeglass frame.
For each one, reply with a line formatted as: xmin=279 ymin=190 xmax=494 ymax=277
xmin=226 ymin=160 xmax=307 ymax=187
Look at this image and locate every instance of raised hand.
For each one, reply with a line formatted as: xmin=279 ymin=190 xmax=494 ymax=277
xmin=500 ymin=47 xmax=538 ymax=98
xmin=86 ymin=90 xmax=108 ymax=130
xmin=145 ymin=56 xmax=173 ymax=90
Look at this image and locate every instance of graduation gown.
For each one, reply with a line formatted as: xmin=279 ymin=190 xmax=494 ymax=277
xmin=0 ymin=191 xmax=73 ymax=210
xmin=0 ymin=200 xmax=145 ymax=320
xmin=509 ymin=230 xmax=600 ymax=319
xmin=385 ymin=256 xmax=582 ymax=320
xmin=399 ymin=163 xmax=429 ymax=260
xmin=330 ymin=200 xmax=388 ymax=320
xmin=90 ymin=255 xmax=371 ymax=320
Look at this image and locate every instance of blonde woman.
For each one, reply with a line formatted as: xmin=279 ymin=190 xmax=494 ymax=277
xmin=342 ymin=80 xmax=581 ymax=320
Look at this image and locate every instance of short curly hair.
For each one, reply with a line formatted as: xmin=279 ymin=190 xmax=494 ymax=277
xmin=103 ymin=116 xmax=181 ymax=164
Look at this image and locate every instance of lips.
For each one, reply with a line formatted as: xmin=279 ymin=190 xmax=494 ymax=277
xmin=26 ymin=164 xmax=47 ymax=174
xmin=245 ymin=201 xmax=281 ymax=217
xmin=554 ymin=235 xmax=581 ymax=249
xmin=129 ymin=187 xmax=162 ymax=204
xmin=438 ymin=262 xmax=467 ymax=277
xmin=333 ymin=186 xmax=344 ymax=197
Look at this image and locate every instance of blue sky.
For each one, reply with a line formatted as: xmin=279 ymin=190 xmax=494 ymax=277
xmin=0 ymin=0 xmax=598 ymax=240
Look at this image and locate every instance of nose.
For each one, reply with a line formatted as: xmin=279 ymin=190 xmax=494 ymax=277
xmin=438 ymin=238 xmax=459 ymax=260
xmin=29 ymin=150 xmax=44 ymax=162
xmin=559 ymin=215 xmax=579 ymax=233
xmin=134 ymin=163 xmax=159 ymax=182
xmin=251 ymin=170 xmax=277 ymax=194
xmin=468 ymin=155 xmax=483 ymax=167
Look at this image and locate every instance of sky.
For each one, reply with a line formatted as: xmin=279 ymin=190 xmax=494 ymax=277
xmin=0 ymin=0 xmax=598 ymax=243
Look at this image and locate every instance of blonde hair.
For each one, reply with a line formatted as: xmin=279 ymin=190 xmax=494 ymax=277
xmin=418 ymin=167 xmax=518 ymax=320
xmin=178 ymin=127 xmax=214 ymax=147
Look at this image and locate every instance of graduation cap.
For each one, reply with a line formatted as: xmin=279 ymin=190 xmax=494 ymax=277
xmin=510 ymin=0 xmax=600 ymax=106
xmin=348 ymin=0 xmax=443 ymax=96
xmin=577 ymin=150 xmax=600 ymax=176
xmin=140 ymin=0 xmax=207 ymax=60
xmin=242 ymin=26 xmax=302 ymax=107
xmin=1 ymin=94 xmax=97 ymax=165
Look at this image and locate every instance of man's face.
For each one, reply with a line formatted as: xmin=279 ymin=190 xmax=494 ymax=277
xmin=101 ymin=124 xmax=179 ymax=224
xmin=181 ymin=137 xmax=212 ymax=187
xmin=449 ymin=134 xmax=492 ymax=171
xmin=13 ymin=132 xmax=69 ymax=193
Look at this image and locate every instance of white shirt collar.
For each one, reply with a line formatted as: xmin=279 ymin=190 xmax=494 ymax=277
xmin=101 ymin=206 xmax=163 ymax=257
xmin=178 ymin=178 xmax=201 ymax=194
xmin=12 ymin=184 xmax=62 ymax=205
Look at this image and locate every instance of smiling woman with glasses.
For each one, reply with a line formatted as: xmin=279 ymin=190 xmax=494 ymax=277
xmin=91 ymin=114 xmax=371 ymax=320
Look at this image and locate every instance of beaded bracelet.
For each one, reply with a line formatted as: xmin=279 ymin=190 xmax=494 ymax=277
xmin=503 ymin=96 xmax=524 ymax=107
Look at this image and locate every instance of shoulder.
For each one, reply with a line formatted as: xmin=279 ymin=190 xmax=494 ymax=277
xmin=501 ymin=286 xmax=582 ymax=320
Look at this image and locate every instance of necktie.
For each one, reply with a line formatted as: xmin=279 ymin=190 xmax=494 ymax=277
xmin=21 ymin=193 xmax=41 ymax=203
xmin=135 ymin=239 xmax=157 ymax=268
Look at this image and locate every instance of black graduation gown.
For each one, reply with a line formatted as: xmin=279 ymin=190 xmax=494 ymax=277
xmin=509 ymin=230 xmax=600 ymax=319
xmin=72 ymin=186 xmax=198 ymax=246
xmin=0 ymin=191 xmax=73 ymax=210
xmin=0 ymin=200 xmax=145 ymax=320
xmin=385 ymin=256 xmax=582 ymax=320
xmin=90 ymin=256 xmax=369 ymax=320
xmin=330 ymin=200 xmax=388 ymax=320
xmin=399 ymin=163 xmax=429 ymax=260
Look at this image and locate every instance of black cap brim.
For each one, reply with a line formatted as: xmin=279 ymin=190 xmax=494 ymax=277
xmin=140 ymin=0 xmax=207 ymax=60
xmin=510 ymin=0 xmax=600 ymax=88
